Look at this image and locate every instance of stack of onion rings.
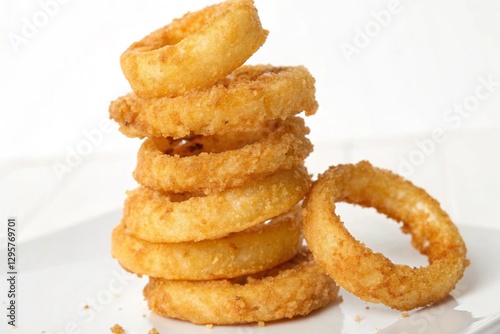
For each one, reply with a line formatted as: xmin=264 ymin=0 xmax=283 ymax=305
xmin=110 ymin=0 xmax=468 ymax=326
xmin=109 ymin=0 xmax=339 ymax=326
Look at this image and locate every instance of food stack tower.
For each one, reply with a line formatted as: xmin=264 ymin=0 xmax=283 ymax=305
xmin=110 ymin=0 xmax=339 ymax=325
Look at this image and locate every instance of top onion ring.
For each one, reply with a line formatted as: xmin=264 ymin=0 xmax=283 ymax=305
xmin=120 ymin=0 xmax=268 ymax=98
xmin=302 ymin=161 xmax=468 ymax=311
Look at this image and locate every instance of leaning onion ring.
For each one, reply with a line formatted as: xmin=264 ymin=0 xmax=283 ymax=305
xmin=110 ymin=65 xmax=318 ymax=139
xmin=302 ymin=161 xmax=469 ymax=311
xmin=120 ymin=0 xmax=268 ymax=98
xmin=123 ymin=166 xmax=310 ymax=243
xmin=112 ymin=207 xmax=302 ymax=280
xmin=143 ymin=248 xmax=339 ymax=325
xmin=134 ymin=117 xmax=312 ymax=194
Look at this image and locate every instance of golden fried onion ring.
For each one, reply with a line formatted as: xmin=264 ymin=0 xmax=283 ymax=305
xmin=144 ymin=248 xmax=339 ymax=325
xmin=124 ymin=166 xmax=310 ymax=243
xmin=110 ymin=65 xmax=318 ymax=139
xmin=120 ymin=0 xmax=268 ymax=98
xmin=112 ymin=207 xmax=302 ymax=280
xmin=302 ymin=161 xmax=468 ymax=311
xmin=134 ymin=117 xmax=312 ymax=194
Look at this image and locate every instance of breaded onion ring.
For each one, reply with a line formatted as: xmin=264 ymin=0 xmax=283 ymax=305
xmin=123 ymin=167 xmax=310 ymax=243
xmin=302 ymin=161 xmax=469 ymax=311
xmin=134 ymin=117 xmax=312 ymax=194
xmin=112 ymin=207 xmax=302 ymax=280
xmin=144 ymin=248 xmax=339 ymax=325
xmin=110 ymin=65 xmax=318 ymax=139
xmin=120 ymin=0 xmax=268 ymax=98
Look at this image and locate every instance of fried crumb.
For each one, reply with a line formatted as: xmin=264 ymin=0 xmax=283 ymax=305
xmin=401 ymin=312 xmax=409 ymax=318
xmin=142 ymin=314 xmax=147 ymax=318
xmin=258 ymin=321 xmax=265 ymax=327
xmin=205 ymin=324 xmax=214 ymax=329
xmin=375 ymin=328 xmax=381 ymax=333
xmin=338 ymin=295 xmax=344 ymax=303
xmin=84 ymin=304 xmax=89 ymax=310
xmin=365 ymin=306 xmax=370 ymax=310
xmin=148 ymin=329 xmax=160 ymax=334
xmin=354 ymin=315 xmax=362 ymax=323
xmin=110 ymin=324 xmax=125 ymax=334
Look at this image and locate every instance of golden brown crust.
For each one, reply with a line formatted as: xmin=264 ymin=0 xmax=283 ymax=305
xmin=133 ymin=117 xmax=312 ymax=194
xmin=110 ymin=65 xmax=318 ymax=139
xmin=143 ymin=248 xmax=339 ymax=325
xmin=120 ymin=0 xmax=268 ymax=98
xmin=123 ymin=166 xmax=310 ymax=242
xmin=302 ymin=161 xmax=469 ymax=311
xmin=112 ymin=207 xmax=303 ymax=280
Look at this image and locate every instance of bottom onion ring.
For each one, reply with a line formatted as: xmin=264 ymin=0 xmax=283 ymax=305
xmin=302 ymin=161 xmax=469 ymax=311
xmin=123 ymin=166 xmax=310 ymax=243
xmin=144 ymin=248 xmax=339 ymax=325
xmin=112 ymin=207 xmax=302 ymax=280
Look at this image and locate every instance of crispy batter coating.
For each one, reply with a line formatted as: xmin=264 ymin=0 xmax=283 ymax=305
xmin=110 ymin=65 xmax=318 ymax=139
xmin=302 ymin=161 xmax=469 ymax=311
xmin=112 ymin=207 xmax=302 ymax=280
xmin=144 ymin=248 xmax=339 ymax=325
xmin=133 ymin=117 xmax=312 ymax=194
xmin=120 ymin=0 xmax=268 ymax=98
xmin=123 ymin=166 xmax=310 ymax=242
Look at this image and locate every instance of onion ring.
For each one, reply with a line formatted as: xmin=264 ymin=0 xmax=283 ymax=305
xmin=110 ymin=65 xmax=318 ymax=139
xmin=143 ymin=248 xmax=339 ymax=325
xmin=123 ymin=166 xmax=310 ymax=243
xmin=112 ymin=207 xmax=302 ymax=280
xmin=120 ymin=0 xmax=268 ymax=98
xmin=302 ymin=161 xmax=469 ymax=311
xmin=133 ymin=117 xmax=312 ymax=194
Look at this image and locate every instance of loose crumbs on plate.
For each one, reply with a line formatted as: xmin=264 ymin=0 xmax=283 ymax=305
xmin=110 ymin=324 xmax=125 ymax=334
xmin=148 ymin=329 xmax=160 ymax=334
xmin=205 ymin=324 xmax=214 ymax=329
xmin=258 ymin=321 xmax=266 ymax=327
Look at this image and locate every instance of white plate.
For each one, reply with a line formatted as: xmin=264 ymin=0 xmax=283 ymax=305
xmin=1 ymin=209 xmax=499 ymax=334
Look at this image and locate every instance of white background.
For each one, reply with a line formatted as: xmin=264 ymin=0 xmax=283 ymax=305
xmin=1 ymin=0 xmax=500 ymax=240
